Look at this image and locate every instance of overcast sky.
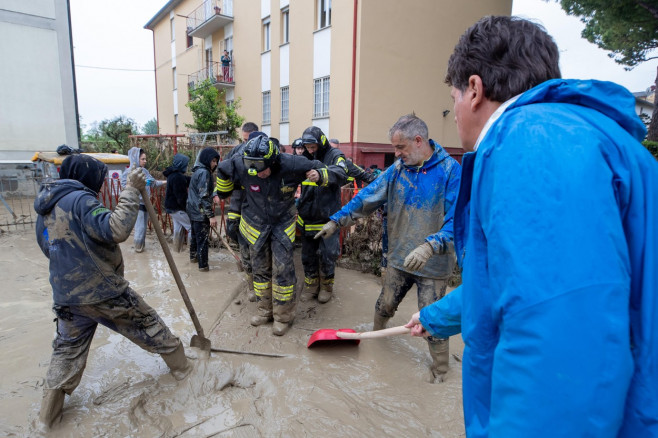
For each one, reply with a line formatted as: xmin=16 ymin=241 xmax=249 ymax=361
xmin=70 ymin=0 xmax=657 ymax=132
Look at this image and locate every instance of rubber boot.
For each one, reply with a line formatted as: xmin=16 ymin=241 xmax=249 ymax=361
xmin=39 ymin=388 xmax=65 ymax=429
xmin=300 ymin=276 xmax=320 ymax=302
xmin=428 ymin=338 xmax=450 ymax=383
xmin=318 ymin=278 xmax=334 ymax=304
xmin=373 ymin=313 xmax=390 ymax=331
xmin=246 ymin=273 xmax=256 ymax=302
xmin=161 ymin=343 xmax=192 ymax=381
xmin=272 ymin=298 xmax=296 ymax=336
xmin=251 ymin=289 xmax=273 ymax=326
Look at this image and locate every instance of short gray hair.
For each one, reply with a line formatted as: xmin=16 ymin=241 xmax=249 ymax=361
xmin=388 ymin=114 xmax=428 ymax=142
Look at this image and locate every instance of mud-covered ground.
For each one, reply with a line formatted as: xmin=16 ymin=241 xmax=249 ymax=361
xmin=0 ymin=229 xmax=464 ymax=437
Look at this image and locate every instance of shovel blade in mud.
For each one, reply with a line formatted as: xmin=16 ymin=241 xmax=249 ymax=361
xmin=191 ymin=334 xmax=212 ymax=351
xmin=307 ymin=328 xmax=361 ymax=348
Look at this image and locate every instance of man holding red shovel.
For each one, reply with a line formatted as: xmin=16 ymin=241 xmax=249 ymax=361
xmin=315 ymin=114 xmax=461 ymax=383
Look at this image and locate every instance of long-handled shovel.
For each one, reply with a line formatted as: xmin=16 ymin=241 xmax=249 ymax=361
xmin=139 ymin=188 xmax=211 ymax=352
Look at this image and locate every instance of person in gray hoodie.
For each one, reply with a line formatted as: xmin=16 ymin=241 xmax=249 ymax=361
xmin=120 ymin=147 xmax=166 ymax=252
xmin=34 ymin=154 xmax=191 ymax=429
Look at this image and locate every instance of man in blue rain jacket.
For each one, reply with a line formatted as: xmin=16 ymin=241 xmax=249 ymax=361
xmin=406 ymin=16 xmax=658 ymax=437
xmin=316 ymin=114 xmax=461 ymax=383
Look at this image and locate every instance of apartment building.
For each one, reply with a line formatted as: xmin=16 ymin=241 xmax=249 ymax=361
xmin=145 ymin=0 xmax=511 ymax=167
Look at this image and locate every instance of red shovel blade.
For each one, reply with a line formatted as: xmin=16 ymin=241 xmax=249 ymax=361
xmin=307 ymin=328 xmax=361 ymax=348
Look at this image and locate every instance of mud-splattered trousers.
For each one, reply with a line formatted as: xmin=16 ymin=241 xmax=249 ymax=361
xmin=377 ymin=267 xmax=449 ymax=375
xmin=190 ymin=218 xmax=210 ymax=269
xmin=299 ymin=230 xmax=339 ymax=280
xmin=45 ymin=288 xmax=180 ymax=393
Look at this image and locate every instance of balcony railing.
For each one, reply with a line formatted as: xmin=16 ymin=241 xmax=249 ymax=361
xmin=188 ymin=62 xmax=235 ymax=92
xmin=187 ymin=0 xmax=233 ymax=39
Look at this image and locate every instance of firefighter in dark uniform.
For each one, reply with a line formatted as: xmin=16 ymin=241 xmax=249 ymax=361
xmin=296 ymin=127 xmax=349 ymax=303
xmin=215 ymin=135 xmax=341 ymax=335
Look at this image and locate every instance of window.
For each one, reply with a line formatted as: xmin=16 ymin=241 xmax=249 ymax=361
xmin=206 ymin=48 xmax=214 ymax=80
xmin=313 ymin=77 xmax=330 ymax=118
xmin=262 ymin=91 xmax=271 ymax=125
xmin=281 ymin=8 xmax=289 ymax=44
xmin=317 ymin=0 xmax=331 ymax=29
xmin=186 ymin=30 xmax=193 ymax=48
xmin=172 ymin=67 xmax=177 ymax=90
xmin=263 ymin=18 xmax=271 ymax=52
xmin=280 ymin=86 xmax=289 ymax=122
xmin=170 ymin=16 xmax=175 ymax=41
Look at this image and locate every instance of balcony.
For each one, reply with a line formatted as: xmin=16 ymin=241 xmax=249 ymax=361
xmin=187 ymin=0 xmax=233 ymax=39
xmin=188 ymin=62 xmax=235 ymax=92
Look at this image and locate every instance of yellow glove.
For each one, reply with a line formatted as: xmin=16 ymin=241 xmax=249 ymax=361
xmin=314 ymin=221 xmax=339 ymax=239
xmin=403 ymin=242 xmax=434 ymax=272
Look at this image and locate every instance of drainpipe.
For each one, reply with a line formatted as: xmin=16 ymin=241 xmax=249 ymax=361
xmin=150 ymin=30 xmax=160 ymax=134
xmin=349 ymin=0 xmax=358 ymax=161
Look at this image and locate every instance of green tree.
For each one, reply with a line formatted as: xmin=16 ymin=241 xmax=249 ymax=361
xmin=98 ymin=115 xmax=137 ymax=150
xmin=559 ymin=0 xmax=658 ymax=141
xmin=185 ymin=79 xmax=222 ymax=133
xmin=185 ymin=79 xmax=245 ymax=140
xmin=142 ymin=118 xmax=158 ymax=135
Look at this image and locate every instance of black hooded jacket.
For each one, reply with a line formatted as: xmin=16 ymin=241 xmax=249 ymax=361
xmin=163 ymin=153 xmax=190 ymax=213
xmin=186 ymin=148 xmax=220 ymax=222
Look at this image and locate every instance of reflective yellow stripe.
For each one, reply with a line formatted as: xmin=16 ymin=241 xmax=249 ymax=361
xmin=305 ymin=276 xmax=318 ymax=285
xmin=297 ymin=215 xmax=304 ymax=226
xmin=302 ymin=180 xmax=317 ymax=186
xmin=322 ymin=278 xmax=335 ymax=285
xmin=272 ymin=284 xmax=294 ymax=301
xmin=304 ymin=223 xmax=324 ymax=231
xmin=320 ymin=168 xmax=329 ymax=187
xmin=239 ymin=218 xmax=261 ymax=245
xmin=347 ymin=176 xmax=355 ymax=182
xmin=215 ymin=177 xmax=234 ymax=193
xmin=227 ymin=212 xmax=241 ymax=220
xmin=254 ymin=281 xmax=271 ymax=297
xmin=336 ymin=157 xmax=348 ymax=174
xmin=284 ymin=220 xmax=296 ymax=242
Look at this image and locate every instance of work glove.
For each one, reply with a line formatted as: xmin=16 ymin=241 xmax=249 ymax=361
xmin=126 ymin=167 xmax=147 ymax=191
xmin=403 ymin=242 xmax=434 ymax=272
xmin=314 ymin=221 xmax=338 ymax=240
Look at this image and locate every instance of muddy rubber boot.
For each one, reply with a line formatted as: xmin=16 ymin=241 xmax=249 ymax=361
xmin=373 ymin=313 xmax=390 ymax=331
xmin=246 ymin=273 xmax=256 ymax=302
xmin=428 ymin=338 xmax=450 ymax=384
xmin=251 ymin=290 xmax=273 ymax=326
xmin=161 ymin=343 xmax=193 ymax=381
xmin=300 ymin=276 xmax=320 ymax=302
xmin=39 ymin=388 xmax=65 ymax=429
xmin=317 ymin=278 xmax=334 ymax=303
xmin=135 ymin=241 xmax=145 ymax=253
xmin=272 ymin=298 xmax=296 ymax=336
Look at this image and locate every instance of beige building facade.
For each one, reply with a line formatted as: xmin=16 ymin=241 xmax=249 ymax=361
xmin=146 ymin=0 xmax=512 ymax=166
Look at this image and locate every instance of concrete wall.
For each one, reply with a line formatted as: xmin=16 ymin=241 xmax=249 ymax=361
xmin=0 ymin=0 xmax=79 ymax=160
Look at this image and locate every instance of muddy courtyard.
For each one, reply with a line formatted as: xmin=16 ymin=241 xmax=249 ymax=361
xmin=0 ymin=229 xmax=465 ymax=437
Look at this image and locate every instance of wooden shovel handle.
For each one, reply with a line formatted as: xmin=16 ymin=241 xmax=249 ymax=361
xmin=335 ymin=325 xmax=411 ymax=339
xmin=139 ymin=188 xmax=206 ymax=338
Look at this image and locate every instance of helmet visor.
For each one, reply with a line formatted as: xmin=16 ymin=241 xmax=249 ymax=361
xmin=243 ymin=156 xmax=268 ymax=172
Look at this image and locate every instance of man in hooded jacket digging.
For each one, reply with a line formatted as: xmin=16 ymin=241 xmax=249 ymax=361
xmin=34 ymin=154 xmax=192 ymax=429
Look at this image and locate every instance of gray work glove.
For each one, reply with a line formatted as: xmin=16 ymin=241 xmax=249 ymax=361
xmin=314 ymin=221 xmax=339 ymax=240
xmin=126 ymin=166 xmax=147 ymax=191
xmin=403 ymin=242 xmax=434 ymax=272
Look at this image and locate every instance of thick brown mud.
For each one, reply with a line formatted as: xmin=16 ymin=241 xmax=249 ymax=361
xmin=0 ymin=230 xmax=464 ymax=437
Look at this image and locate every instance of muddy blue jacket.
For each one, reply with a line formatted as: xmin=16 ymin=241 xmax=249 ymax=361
xmin=330 ymin=141 xmax=461 ymax=279
xmin=420 ymin=79 xmax=658 ymax=437
xmin=35 ymin=180 xmax=140 ymax=306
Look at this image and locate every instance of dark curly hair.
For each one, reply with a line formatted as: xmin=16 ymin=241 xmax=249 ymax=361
xmin=445 ymin=16 xmax=561 ymax=102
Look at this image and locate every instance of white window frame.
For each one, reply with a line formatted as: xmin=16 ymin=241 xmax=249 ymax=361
xmin=313 ymin=77 xmax=330 ymax=118
xmin=317 ymin=0 xmax=331 ymax=30
xmin=263 ymin=17 xmax=271 ymax=52
xmin=281 ymin=8 xmax=289 ymax=44
xmin=170 ymin=16 xmax=175 ymax=41
xmin=262 ymin=91 xmax=271 ymax=125
xmin=280 ymin=86 xmax=289 ymax=122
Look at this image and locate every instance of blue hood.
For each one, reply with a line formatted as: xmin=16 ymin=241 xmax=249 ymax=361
xmin=510 ymin=79 xmax=646 ymax=142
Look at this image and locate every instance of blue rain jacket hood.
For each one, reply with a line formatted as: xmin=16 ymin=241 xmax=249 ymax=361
xmin=330 ymin=141 xmax=461 ymax=279
xmin=420 ymin=79 xmax=658 ymax=437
